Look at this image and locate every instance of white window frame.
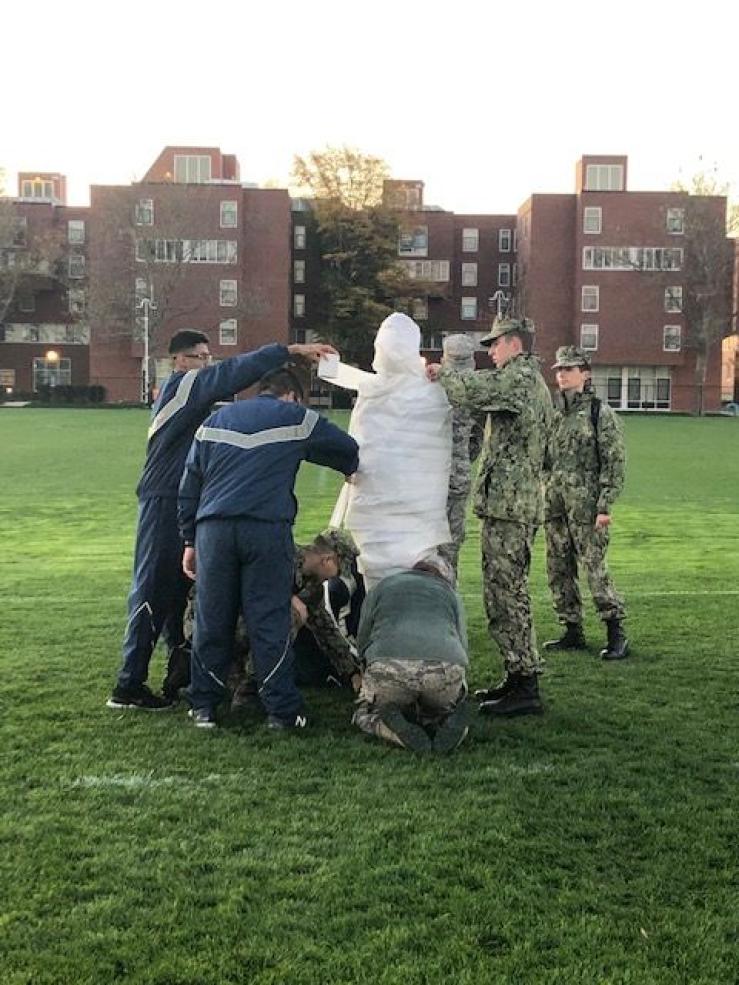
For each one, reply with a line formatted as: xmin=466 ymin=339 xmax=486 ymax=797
xmin=583 ymin=246 xmax=683 ymax=271
xmin=513 ymin=229 xmax=518 ymax=253
xmin=294 ymin=294 xmax=305 ymax=317
xmin=219 ymin=279 xmax=238 ymax=307
xmin=135 ymin=199 xmax=154 ymax=225
xmin=398 ymin=226 xmax=428 ymax=257
xmin=498 ymin=263 xmax=511 ymax=287
xmin=67 ymin=220 xmax=85 ymax=244
xmin=219 ymin=319 xmax=238 ymax=345
xmin=33 ymin=356 xmax=71 ymax=390
xmin=580 ymin=323 xmax=599 ymax=351
xmin=68 ymin=288 xmax=86 ymax=315
xmin=173 ymin=154 xmax=212 ymax=184
xmin=663 ymin=325 xmax=682 ymax=351
xmin=68 ymin=254 xmax=85 ymax=279
xmin=583 ymin=207 xmax=602 ymax=234
xmin=664 ymin=286 xmax=683 ymax=313
xmin=294 ymin=225 xmax=306 ymax=250
xmin=402 ymin=260 xmax=450 ymax=282
xmin=498 ymin=228 xmax=512 ymax=252
xmin=585 ymin=164 xmax=624 ymax=191
xmin=220 ymin=200 xmax=238 ymax=228
xmin=293 ymin=260 xmax=306 ymax=284
xmin=0 ymin=368 xmax=16 ymax=387
xmin=462 ymin=228 xmax=479 ymax=252
xmin=461 ymin=297 xmax=478 ymax=320
xmin=581 ymin=285 xmax=600 ymax=312
xmin=412 ymin=297 xmax=428 ymax=321
xmin=461 ymin=262 xmax=478 ymax=287
xmin=666 ymin=208 xmax=685 ymax=235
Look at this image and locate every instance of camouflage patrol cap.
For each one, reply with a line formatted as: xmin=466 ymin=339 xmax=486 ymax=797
xmin=443 ymin=333 xmax=476 ymax=370
xmin=479 ymin=316 xmax=535 ymax=348
xmin=551 ymin=345 xmax=591 ymax=370
xmin=315 ymin=527 xmax=360 ymax=577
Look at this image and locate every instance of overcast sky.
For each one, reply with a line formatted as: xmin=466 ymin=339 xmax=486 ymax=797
xmin=3 ymin=0 xmax=736 ymax=213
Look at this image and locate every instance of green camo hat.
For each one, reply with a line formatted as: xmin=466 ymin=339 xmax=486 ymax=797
xmin=316 ymin=527 xmax=359 ymax=577
xmin=480 ymin=316 xmax=535 ymax=348
xmin=552 ymin=345 xmax=591 ymax=370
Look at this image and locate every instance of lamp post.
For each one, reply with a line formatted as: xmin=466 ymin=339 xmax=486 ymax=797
xmin=489 ymin=290 xmax=511 ymax=318
xmin=45 ymin=349 xmax=60 ymax=388
xmin=136 ymin=295 xmax=157 ymax=404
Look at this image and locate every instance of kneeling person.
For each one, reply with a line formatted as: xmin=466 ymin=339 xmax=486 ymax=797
xmin=353 ymin=558 xmax=469 ymax=753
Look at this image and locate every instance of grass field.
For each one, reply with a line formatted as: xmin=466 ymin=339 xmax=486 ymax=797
xmin=1 ymin=409 xmax=738 ymax=985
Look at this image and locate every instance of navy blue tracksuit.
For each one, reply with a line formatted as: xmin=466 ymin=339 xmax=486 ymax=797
xmin=178 ymin=395 xmax=359 ymax=720
xmin=117 ymin=344 xmax=291 ymax=689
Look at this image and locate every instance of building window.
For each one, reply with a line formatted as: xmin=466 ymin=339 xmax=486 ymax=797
xmin=174 ymin=154 xmax=212 ymax=183
xmin=583 ymin=246 xmax=683 ymax=271
xmin=67 ymin=220 xmax=85 ymax=244
xmin=293 ymin=259 xmax=306 ymax=284
xmin=219 ymin=279 xmax=237 ymax=306
xmin=402 ymin=259 xmax=450 ymax=282
xmin=294 ymin=225 xmax=306 ymax=250
xmin=580 ymin=323 xmax=599 ymax=350
xmin=592 ymin=366 xmax=671 ymax=410
xmin=21 ymin=179 xmax=54 ymax=199
xmin=461 ymin=262 xmax=478 ymax=287
xmin=585 ymin=164 xmax=624 ymax=191
xmin=219 ymin=319 xmax=238 ymax=345
xmin=498 ymin=263 xmax=511 ymax=287
xmin=583 ymin=207 xmax=602 ymax=234
xmin=14 ymin=217 xmax=27 ymax=246
xmin=220 ymin=201 xmax=238 ymax=228
xmin=68 ymin=288 xmax=86 ymax=315
xmin=666 ymin=208 xmax=685 ymax=235
xmin=663 ymin=325 xmax=682 ymax=351
xmin=498 ymin=228 xmax=512 ymax=252
xmin=412 ymin=297 xmax=428 ymax=321
xmin=421 ymin=329 xmax=444 ymax=350
xmin=461 ymin=297 xmax=478 ymax=320
xmin=513 ymin=229 xmax=518 ymax=252
xmin=18 ymin=293 xmax=35 ymax=313
xmin=0 ymin=369 xmax=16 ymax=387
xmin=68 ymin=254 xmax=85 ymax=278
xmin=294 ymin=294 xmax=305 ymax=317
xmin=581 ymin=285 xmax=600 ymax=312
xmin=398 ymin=226 xmax=428 ymax=257
xmin=33 ymin=356 xmax=71 ymax=390
xmin=664 ymin=286 xmax=683 ymax=313
xmin=135 ymin=199 xmax=154 ymax=225
xmin=462 ymin=228 xmax=479 ymax=252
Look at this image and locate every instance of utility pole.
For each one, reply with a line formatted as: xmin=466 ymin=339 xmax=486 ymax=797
xmin=136 ymin=294 xmax=157 ymax=404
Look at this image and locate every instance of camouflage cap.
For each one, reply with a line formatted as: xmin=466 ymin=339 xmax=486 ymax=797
xmin=442 ymin=333 xmax=476 ymax=370
xmin=315 ymin=527 xmax=360 ymax=577
xmin=479 ymin=316 xmax=535 ymax=348
xmin=551 ymin=345 xmax=591 ymax=370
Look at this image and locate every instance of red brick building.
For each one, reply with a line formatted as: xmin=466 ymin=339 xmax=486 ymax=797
xmin=0 ymin=173 xmax=90 ymax=394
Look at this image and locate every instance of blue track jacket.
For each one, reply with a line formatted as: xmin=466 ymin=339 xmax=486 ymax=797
xmin=178 ymin=395 xmax=359 ymax=542
xmin=137 ymin=343 xmax=290 ymax=499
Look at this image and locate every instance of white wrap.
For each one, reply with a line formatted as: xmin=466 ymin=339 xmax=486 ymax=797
xmin=319 ymin=312 xmax=452 ymax=589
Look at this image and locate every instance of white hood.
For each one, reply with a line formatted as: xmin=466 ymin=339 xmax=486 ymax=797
xmin=371 ymin=312 xmax=426 ymax=378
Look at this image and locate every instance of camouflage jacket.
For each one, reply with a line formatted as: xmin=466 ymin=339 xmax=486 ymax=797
xmin=545 ymin=389 xmax=626 ymax=522
xmin=439 ymin=354 xmax=552 ymax=525
xmin=293 ymin=550 xmax=358 ymax=679
xmin=448 ymin=408 xmax=484 ymax=498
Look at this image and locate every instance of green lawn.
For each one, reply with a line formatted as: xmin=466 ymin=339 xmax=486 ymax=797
xmin=1 ymin=409 xmax=738 ymax=985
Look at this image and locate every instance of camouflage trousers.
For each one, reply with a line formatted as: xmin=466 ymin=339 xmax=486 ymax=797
xmin=545 ymin=515 xmax=625 ymax=624
xmin=439 ymin=490 xmax=471 ymax=579
xmin=353 ymin=660 xmax=467 ymax=736
xmin=481 ymin=519 xmax=543 ymax=676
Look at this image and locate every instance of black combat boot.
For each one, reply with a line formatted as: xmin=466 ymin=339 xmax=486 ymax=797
xmin=543 ymin=622 xmax=586 ymax=651
xmin=479 ymin=672 xmax=543 ymax=717
xmin=474 ymin=675 xmax=516 ymax=702
xmin=600 ymin=619 xmax=630 ymax=660
xmin=162 ymin=644 xmax=191 ymax=702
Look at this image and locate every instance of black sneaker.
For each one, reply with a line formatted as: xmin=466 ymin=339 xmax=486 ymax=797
xmin=106 ymin=684 xmax=173 ymax=711
xmin=266 ymin=713 xmax=308 ymax=731
xmin=188 ymin=707 xmax=217 ymax=729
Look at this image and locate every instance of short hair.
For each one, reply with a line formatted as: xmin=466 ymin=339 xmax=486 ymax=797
xmin=257 ymin=368 xmax=304 ymax=402
xmin=507 ymin=329 xmax=535 ymax=354
xmin=169 ymin=330 xmax=210 ymax=355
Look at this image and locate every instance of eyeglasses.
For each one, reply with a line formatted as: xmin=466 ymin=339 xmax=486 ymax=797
xmin=181 ymin=351 xmax=211 ymax=362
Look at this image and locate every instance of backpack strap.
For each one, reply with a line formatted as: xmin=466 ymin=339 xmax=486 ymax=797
xmin=590 ymin=395 xmax=602 ymax=473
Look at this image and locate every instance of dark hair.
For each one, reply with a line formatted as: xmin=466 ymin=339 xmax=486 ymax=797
xmin=257 ymin=368 xmax=304 ymax=402
xmin=168 ymin=330 xmax=210 ymax=355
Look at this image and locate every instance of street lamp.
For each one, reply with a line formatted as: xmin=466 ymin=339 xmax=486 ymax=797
xmin=136 ymin=294 xmax=157 ymax=404
xmin=488 ymin=290 xmax=511 ymax=318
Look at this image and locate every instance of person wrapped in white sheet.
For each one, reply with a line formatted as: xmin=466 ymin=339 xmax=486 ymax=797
xmin=319 ymin=312 xmax=452 ymax=589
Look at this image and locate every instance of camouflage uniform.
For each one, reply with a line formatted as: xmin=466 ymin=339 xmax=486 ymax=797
xmin=545 ymin=360 xmax=626 ymax=626
xmin=353 ymin=660 xmax=467 ymax=733
xmin=439 ymin=327 xmax=552 ymax=677
xmin=438 ymin=334 xmax=484 ymax=578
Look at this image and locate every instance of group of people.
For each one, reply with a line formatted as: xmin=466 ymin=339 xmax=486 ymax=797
xmin=106 ymin=311 xmax=629 ymax=753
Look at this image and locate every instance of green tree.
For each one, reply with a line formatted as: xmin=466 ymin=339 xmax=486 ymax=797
xmin=291 ymin=146 xmax=428 ymax=367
